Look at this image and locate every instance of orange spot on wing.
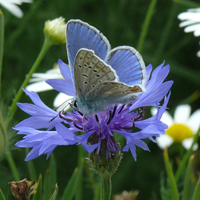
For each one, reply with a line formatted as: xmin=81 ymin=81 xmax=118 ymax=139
xmin=129 ymin=87 xmax=138 ymax=92
xmin=96 ymin=64 xmax=101 ymax=68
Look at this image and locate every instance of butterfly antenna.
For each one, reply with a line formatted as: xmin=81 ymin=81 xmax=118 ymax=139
xmin=49 ymin=113 xmax=59 ymax=122
xmin=53 ymin=97 xmax=74 ymax=111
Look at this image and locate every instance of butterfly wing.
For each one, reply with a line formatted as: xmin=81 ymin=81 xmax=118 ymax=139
xmin=106 ymin=46 xmax=146 ymax=86
xmin=74 ymin=48 xmax=118 ymax=100
xmin=74 ymin=48 xmax=145 ymax=113
xmin=85 ymin=81 xmax=144 ymax=107
xmin=66 ymin=19 xmax=111 ymax=83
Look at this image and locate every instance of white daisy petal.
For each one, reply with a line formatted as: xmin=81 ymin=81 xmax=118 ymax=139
xmin=26 ymin=81 xmax=53 ymax=92
xmin=0 ymin=0 xmax=32 ymax=18
xmin=188 ymin=8 xmax=200 ymax=12
xmin=178 ymin=12 xmax=200 ymax=21
xmin=179 ymin=20 xmax=200 ymax=28
xmin=182 ymin=138 xmax=198 ymax=150
xmin=174 ymin=105 xmax=191 ymax=123
xmin=184 ymin=24 xmax=200 ymax=34
xmin=197 ymin=50 xmax=200 ymax=57
xmin=194 ymin=28 xmax=200 ymax=37
xmin=0 ymin=1 xmax=23 ymax=18
xmin=29 ymin=73 xmax=62 ymax=82
xmin=156 ymin=134 xmax=173 ymax=149
xmin=187 ymin=109 xmax=200 ymax=133
xmin=151 ymin=107 xmax=174 ymax=126
xmin=150 ymin=107 xmax=157 ymax=116
xmin=53 ymin=93 xmax=73 ymax=111
xmin=160 ymin=111 xmax=174 ymax=126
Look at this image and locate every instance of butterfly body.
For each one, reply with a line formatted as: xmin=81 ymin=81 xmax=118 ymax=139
xmin=66 ymin=20 xmax=146 ymax=115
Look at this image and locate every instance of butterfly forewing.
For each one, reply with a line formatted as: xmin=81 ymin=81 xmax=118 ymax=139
xmin=66 ymin=20 xmax=111 ymax=83
xmin=74 ymin=48 xmax=118 ymax=99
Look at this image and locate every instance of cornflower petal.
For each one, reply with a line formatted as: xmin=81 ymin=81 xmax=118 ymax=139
xmin=46 ymin=79 xmax=76 ymax=96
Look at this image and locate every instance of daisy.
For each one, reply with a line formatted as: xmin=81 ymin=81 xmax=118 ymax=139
xmin=151 ymin=104 xmax=200 ymax=149
xmin=26 ymin=63 xmax=73 ymax=109
xmin=0 ymin=0 xmax=32 ymax=18
xmin=178 ymin=8 xmax=200 ymax=57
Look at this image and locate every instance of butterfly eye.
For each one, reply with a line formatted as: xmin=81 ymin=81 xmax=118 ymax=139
xmin=73 ymin=100 xmax=78 ymax=108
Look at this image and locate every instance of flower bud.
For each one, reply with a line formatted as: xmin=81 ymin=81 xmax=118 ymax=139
xmin=9 ymin=178 xmax=38 ymax=200
xmin=44 ymin=17 xmax=66 ymax=45
xmin=89 ymin=136 xmax=122 ymax=177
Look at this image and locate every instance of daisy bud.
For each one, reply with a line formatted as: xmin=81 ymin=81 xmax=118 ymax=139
xmin=44 ymin=17 xmax=66 ymax=45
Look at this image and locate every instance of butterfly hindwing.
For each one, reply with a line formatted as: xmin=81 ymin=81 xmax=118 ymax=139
xmin=106 ymin=46 xmax=146 ymax=86
xmin=74 ymin=48 xmax=118 ymax=100
xmin=85 ymin=81 xmax=144 ymax=105
xmin=66 ymin=20 xmax=111 ymax=83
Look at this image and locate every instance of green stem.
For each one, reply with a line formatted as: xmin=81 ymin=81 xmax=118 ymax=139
xmin=75 ymin=145 xmax=84 ymax=200
xmin=137 ymin=0 xmax=157 ymax=53
xmin=163 ymin=148 xmax=179 ymax=200
xmin=0 ymin=10 xmax=4 ymax=97
xmin=153 ymin=3 xmax=178 ymax=66
xmin=100 ymin=176 xmax=112 ymax=200
xmin=6 ymin=149 xmax=20 ymax=181
xmin=175 ymin=128 xmax=200 ymax=182
xmin=5 ymin=38 xmax=52 ymax=124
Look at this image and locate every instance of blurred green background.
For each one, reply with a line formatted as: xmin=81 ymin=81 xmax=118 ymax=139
xmin=1 ymin=0 xmax=200 ymax=199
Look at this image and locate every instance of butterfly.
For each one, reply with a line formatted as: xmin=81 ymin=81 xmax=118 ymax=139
xmin=66 ymin=19 xmax=146 ymax=115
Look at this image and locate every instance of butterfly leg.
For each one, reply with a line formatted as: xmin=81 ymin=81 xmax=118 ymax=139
xmin=89 ymin=114 xmax=100 ymax=129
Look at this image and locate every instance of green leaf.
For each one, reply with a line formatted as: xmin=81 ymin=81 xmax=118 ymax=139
xmin=50 ymin=184 xmax=58 ymax=200
xmin=182 ymin=155 xmax=195 ymax=200
xmin=191 ymin=178 xmax=200 ymax=200
xmin=163 ymin=148 xmax=179 ymax=200
xmin=0 ymin=188 xmax=6 ymax=200
xmin=61 ymin=159 xmax=84 ymax=200
xmin=49 ymin=154 xmax=57 ymax=187
xmin=26 ymin=149 xmax=37 ymax=180
xmin=33 ymin=175 xmax=42 ymax=200
xmin=137 ymin=0 xmax=158 ymax=53
xmin=43 ymin=154 xmax=57 ymax=200
xmin=43 ymin=169 xmax=51 ymax=200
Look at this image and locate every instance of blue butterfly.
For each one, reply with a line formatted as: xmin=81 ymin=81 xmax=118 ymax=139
xmin=66 ymin=19 xmax=146 ymax=115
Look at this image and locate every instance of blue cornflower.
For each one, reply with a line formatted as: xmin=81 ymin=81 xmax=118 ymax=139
xmin=14 ymin=60 xmax=173 ymax=161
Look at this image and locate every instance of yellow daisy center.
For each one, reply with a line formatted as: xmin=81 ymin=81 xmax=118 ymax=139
xmin=166 ymin=123 xmax=194 ymax=143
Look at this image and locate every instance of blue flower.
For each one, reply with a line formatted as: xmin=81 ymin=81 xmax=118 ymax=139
xmin=14 ymin=61 xmax=172 ymax=161
xmin=14 ymin=20 xmax=173 ymax=161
